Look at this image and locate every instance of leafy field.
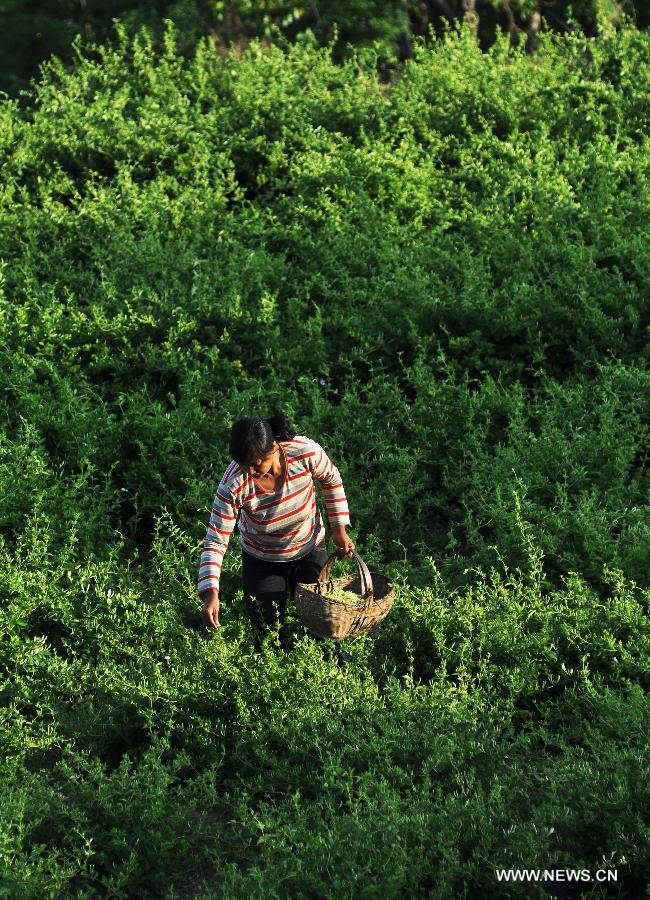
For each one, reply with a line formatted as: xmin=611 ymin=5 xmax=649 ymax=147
xmin=0 ymin=20 xmax=648 ymax=898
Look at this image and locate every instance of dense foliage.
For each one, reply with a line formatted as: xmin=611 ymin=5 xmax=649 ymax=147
xmin=0 ymin=20 xmax=648 ymax=897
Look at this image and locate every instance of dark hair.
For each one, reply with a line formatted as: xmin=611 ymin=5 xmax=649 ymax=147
xmin=229 ymin=412 xmax=296 ymax=466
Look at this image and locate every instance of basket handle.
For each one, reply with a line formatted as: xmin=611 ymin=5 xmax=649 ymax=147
xmin=318 ymin=550 xmax=373 ymax=598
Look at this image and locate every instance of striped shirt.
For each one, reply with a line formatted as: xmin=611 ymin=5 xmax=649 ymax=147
xmin=197 ymin=436 xmax=350 ymax=594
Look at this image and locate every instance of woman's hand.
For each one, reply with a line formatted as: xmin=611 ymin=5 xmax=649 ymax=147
xmin=200 ymin=589 xmax=221 ymax=629
xmin=331 ymin=525 xmax=355 ymax=558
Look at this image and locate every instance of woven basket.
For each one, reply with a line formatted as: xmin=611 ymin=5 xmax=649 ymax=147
xmin=294 ymin=550 xmax=394 ymax=640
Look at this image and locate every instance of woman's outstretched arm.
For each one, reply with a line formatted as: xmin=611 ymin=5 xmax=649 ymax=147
xmin=308 ymin=439 xmax=355 ymax=557
xmin=198 ymin=477 xmax=240 ymax=626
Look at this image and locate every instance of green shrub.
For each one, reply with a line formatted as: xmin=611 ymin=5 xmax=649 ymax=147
xmin=0 ymin=21 xmax=648 ymax=898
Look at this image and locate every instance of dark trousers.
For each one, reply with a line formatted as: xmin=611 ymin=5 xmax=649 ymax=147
xmin=242 ymin=542 xmax=352 ymax=666
xmin=242 ymin=542 xmax=329 ymax=651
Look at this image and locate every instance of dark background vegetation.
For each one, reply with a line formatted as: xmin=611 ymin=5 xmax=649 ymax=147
xmin=0 ymin=6 xmax=648 ymax=899
xmin=1 ymin=0 xmax=649 ymax=98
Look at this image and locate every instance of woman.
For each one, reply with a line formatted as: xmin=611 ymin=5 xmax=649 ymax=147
xmin=198 ymin=413 xmax=355 ymax=651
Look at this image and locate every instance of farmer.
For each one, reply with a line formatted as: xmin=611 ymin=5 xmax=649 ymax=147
xmin=198 ymin=413 xmax=355 ymax=654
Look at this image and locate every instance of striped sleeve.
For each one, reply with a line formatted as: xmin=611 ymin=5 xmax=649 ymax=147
xmin=307 ymin=439 xmax=351 ymax=527
xmin=197 ymin=475 xmax=241 ymax=594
